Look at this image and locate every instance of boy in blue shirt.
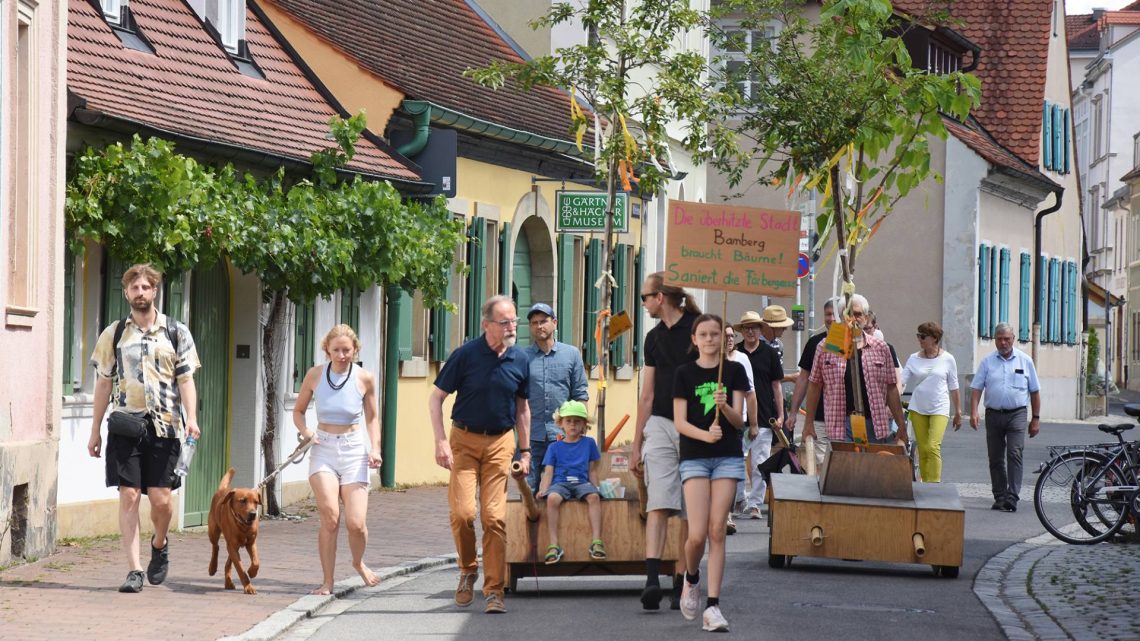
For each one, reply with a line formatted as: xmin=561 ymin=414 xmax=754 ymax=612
xmin=536 ymin=400 xmax=606 ymax=563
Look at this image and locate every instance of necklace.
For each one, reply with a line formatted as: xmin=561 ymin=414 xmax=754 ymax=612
xmin=326 ymin=362 xmax=353 ymax=391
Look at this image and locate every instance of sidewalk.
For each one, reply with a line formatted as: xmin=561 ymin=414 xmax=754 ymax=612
xmin=0 ymin=485 xmax=454 ymax=641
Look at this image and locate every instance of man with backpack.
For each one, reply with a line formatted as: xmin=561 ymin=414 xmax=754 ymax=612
xmin=87 ymin=263 xmax=201 ymax=593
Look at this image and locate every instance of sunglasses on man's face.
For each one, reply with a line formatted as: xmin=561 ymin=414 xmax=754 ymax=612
xmin=640 ymin=292 xmax=660 ymax=302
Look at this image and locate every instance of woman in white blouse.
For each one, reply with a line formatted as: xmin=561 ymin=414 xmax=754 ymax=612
xmin=901 ymin=322 xmax=962 ymax=482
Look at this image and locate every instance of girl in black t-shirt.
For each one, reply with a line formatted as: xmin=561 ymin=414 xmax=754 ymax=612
xmin=671 ymin=314 xmax=748 ymax=631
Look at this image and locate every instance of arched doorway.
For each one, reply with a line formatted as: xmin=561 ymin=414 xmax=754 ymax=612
xmin=183 ymin=260 xmax=230 ymax=527
xmin=508 ymin=195 xmax=556 ymax=346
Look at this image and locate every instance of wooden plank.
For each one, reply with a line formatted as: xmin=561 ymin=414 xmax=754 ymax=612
xmin=819 ymin=448 xmax=914 ymax=500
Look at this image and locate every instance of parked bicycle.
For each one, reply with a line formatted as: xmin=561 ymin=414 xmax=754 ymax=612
xmin=1033 ymin=405 xmax=1140 ymax=545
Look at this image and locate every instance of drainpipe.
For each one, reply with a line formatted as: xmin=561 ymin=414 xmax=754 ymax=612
xmin=380 ymin=286 xmax=404 ymax=487
xmin=1033 ymin=188 xmax=1065 ymax=363
xmin=396 ymin=101 xmax=432 ymax=158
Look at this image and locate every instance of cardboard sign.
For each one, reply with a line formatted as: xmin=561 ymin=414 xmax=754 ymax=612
xmin=665 ymin=201 xmax=800 ymax=296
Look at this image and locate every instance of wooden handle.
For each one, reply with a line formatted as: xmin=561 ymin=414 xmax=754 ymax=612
xmin=912 ymin=532 xmax=926 ymax=557
xmin=602 ymin=414 xmax=630 ymax=452
xmin=510 ymin=461 xmax=540 ymax=522
xmin=802 ymin=435 xmax=817 ymax=476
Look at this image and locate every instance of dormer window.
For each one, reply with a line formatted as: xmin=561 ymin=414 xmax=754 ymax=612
xmin=101 ymin=0 xmax=123 ymax=26
xmin=95 ymin=0 xmax=155 ymax=54
xmin=218 ymin=0 xmax=246 ymax=56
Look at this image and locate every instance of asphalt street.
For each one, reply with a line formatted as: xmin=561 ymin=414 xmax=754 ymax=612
xmin=274 ymin=418 xmax=1129 ymax=641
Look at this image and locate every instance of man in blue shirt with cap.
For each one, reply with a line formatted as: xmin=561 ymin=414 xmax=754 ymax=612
xmin=524 ymin=302 xmax=589 ymax=493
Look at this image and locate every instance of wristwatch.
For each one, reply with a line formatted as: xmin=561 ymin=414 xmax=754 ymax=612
xmin=1031 ymin=415 xmax=1040 ymax=420
xmin=518 ymin=448 xmax=532 ymax=453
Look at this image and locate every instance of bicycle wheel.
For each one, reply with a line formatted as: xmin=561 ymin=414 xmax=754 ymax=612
xmin=1034 ymin=452 xmax=1130 ymax=544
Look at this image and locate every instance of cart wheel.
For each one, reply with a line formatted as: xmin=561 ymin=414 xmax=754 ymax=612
xmin=768 ymin=553 xmax=788 ymax=569
xmin=506 ymin=566 xmax=518 ymax=592
xmin=932 ymin=565 xmax=959 ymax=579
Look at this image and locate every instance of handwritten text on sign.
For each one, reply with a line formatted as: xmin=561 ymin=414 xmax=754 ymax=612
xmin=665 ymin=201 xmax=800 ymax=296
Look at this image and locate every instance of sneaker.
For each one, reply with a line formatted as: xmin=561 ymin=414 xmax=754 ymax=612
xmin=1002 ymin=501 xmax=1017 ymax=513
xmin=118 ymin=570 xmax=145 ymax=593
xmin=990 ymin=500 xmax=1005 ymax=511
xmin=749 ymin=507 xmax=762 ymax=520
xmin=640 ymin=583 xmax=663 ymax=610
xmin=147 ymin=535 xmax=169 ymax=585
xmin=484 ymin=591 xmax=506 ymax=614
xmin=702 ymin=605 xmax=729 ymax=632
xmin=725 ymin=515 xmax=737 ymax=535
xmin=454 ymin=572 xmax=478 ymax=607
xmin=680 ymin=580 xmax=700 ymax=620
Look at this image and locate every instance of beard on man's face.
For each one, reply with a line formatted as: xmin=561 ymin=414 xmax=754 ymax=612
xmin=131 ymin=296 xmax=154 ymax=312
xmin=502 ymin=333 xmax=517 ymax=348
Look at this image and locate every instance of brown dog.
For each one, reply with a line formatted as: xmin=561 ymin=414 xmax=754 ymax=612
xmin=208 ymin=468 xmax=262 ymax=594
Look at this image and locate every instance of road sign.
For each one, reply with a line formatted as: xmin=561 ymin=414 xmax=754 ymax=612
xmin=797 ymin=252 xmax=810 ymax=279
xmin=556 ymin=191 xmax=629 ymax=233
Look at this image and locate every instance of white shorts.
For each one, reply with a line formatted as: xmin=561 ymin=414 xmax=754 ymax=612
xmin=308 ymin=429 xmax=370 ymax=486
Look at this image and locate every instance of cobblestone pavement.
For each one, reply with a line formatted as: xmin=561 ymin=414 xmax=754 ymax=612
xmin=0 ymin=485 xmax=454 ymax=641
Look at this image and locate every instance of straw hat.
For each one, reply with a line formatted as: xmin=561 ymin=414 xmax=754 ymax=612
xmin=733 ymin=310 xmax=764 ymax=330
xmin=761 ymin=305 xmax=794 ymax=328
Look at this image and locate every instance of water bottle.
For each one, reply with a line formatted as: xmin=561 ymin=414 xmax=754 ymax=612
xmin=174 ymin=436 xmax=197 ymax=477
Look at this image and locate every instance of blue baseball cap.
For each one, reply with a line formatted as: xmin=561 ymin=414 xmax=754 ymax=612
xmin=527 ymin=303 xmax=556 ymax=320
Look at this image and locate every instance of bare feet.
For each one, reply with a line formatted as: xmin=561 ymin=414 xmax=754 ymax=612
xmin=309 ymin=586 xmax=332 ymax=596
xmin=355 ymin=564 xmax=380 ymax=587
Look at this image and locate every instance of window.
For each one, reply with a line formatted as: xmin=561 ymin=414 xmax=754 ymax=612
xmin=610 ymin=244 xmax=634 ymax=368
xmin=1019 ymin=251 xmax=1031 ymax=342
xmin=978 ymin=244 xmax=991 ymax=338
xmin=1042 ymin=100 xmax=1071 ymax=174
xmin=293 ymin=301 xmax=315 ymax=393
xmin=584 ymin=238 xmax=603 ymax=368
xmin=1049 ymin=258 xmax=1061 ymax=344
xmin=339 ymin=286 xmax=360 ymax=332
xmin=63 ymin=247 xmax=78 ymax=394
xmin=990 ymin=246 xmax=1000 ymax=334
xmin=101 ymin=0 xmax=124 ymax=26
xmin=431 ymin=215 xmax=467 ymax=362
xmin=713 ymin=23 xmax=775 ymax=100
xmin=927 ymin=41 xmax=960 ymax=74
xmin=8 ymin=3 xmax=37 ymax=317
xmin=1038 ymin=255 xmax=1049 ymax=343
xmin=218 ymin=0 xmax=246 ymax=55
xmin=1093 ymin=96 xmax=1104 ymax=161
xmin=1066 ymin=261 xmax=1078 ymax=345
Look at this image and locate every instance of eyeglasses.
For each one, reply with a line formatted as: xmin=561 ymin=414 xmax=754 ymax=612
xmin=491 ymin=318 xmax=519 ymax=327
xmin=639 ymin=292 xmax=660 ymax=302
xmin=916 ymin=333 xmax=930 ymax=340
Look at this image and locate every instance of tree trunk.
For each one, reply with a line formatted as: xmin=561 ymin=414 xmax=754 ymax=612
xmin=260 ymin=288 xmax=290 ymax=515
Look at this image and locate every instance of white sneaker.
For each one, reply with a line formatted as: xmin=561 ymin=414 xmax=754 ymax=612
xmin=680 ymin=580 xmax=700 ymax=620
xmin=702 ymin=605 xmax=729 ymax=632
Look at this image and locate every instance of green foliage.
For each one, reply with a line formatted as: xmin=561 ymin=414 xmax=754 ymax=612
xmin=707 ymin=0 xmax=981 ymax=282
xmin=65 ymin=115 xmax=464 ymax=309
xmin=1086 ymin=327 xmax=1101 ymax=393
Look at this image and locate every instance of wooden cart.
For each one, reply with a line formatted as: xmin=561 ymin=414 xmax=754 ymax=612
xmin=504 ymin=449 xmax=683 ymax=591
xmin=767 ymin=443 xmax=965 ymax=578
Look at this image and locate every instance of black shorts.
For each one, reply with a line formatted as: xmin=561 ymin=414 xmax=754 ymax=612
xmin=105 ymin=425 xmax=182 ymax=493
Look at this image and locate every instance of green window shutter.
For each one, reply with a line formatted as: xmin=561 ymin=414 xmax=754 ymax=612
xmin=499 ymin=221 xmax=512 ymax=296
xmin=978 ymin=244 xmax=990 ymax=338
xmin=340 ymin=287 xmax=360 ymax=332
xmin=584 ymin=238 xmax=602 ymax=368
xmin=1038 ymin=259 xmax=1048 ymax=342
xmin=1049 ymin=258 xmax=1061 ymax=343
xmin=1063 ymin=109 xmax=1071 ymax=174
xmin=610 ymin=244 xmax=629 ymax=368
xmin=557 ymin=233 xmax=576 ymax=344
xmin=1052 ymin=104 xmax=1063 ymax=172
xmin=634 ymin=248 xmax=644 ymax=366
xmin=293 ymin=300 xmax=315 ymax=393
xmin=431 ymin=269 xmax=454 ymax=362
xmin=102 ymin=252 xmax=130 ymax=328
xmin=1019 ymin=252 xmax=1031 ymax=342
xmin=163 ymin=271 xmax=185 ymax=322
xmin=989 ymin=247 xmax=1000 ymax=336
xmin=466 ymin=216 xmax=487 ymax=338
xmin=1042 ymin=101 xmax=1052 ymax=170
xmin=397 ymin=288 xmax=414 ymax=360
xmin=1068 ymin=261 xmax=1079 ymax=344
xmin=999 ymin=248 xmax=1010 ymax=324
xmin=63 ymin=246 xmax=76 ymax=394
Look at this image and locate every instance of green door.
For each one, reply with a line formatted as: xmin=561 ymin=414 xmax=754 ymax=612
xmin=184 ymin=260 xmax=230 ymax=528
xmin=512 ymin=226 xmax=533 ymax=344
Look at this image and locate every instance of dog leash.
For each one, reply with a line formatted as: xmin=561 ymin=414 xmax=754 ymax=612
xmin=257 ymin=439 xmax=314 ymax=490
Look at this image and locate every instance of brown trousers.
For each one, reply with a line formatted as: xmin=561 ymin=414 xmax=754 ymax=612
xmin=448 ymin=428 xmax=515 ymax=595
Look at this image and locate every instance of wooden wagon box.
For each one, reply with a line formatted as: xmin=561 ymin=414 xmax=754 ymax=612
xmin=504 ymin=449 xmax=682 ymax=590
xmin=768 ymin=473 xmax=964 ymax=577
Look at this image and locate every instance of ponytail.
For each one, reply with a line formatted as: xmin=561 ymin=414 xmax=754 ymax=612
xmin=646 ymin=272 xmax=702 ymax=315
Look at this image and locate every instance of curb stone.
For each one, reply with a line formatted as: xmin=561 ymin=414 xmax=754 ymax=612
xmin=974 ymin=531 xmax=1069 ymax=641
xmin=218 ymin=553 xmax=457 ymax=641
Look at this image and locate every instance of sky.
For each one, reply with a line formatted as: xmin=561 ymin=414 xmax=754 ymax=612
xmin=1065 ymin=0 xmax=1134 ymax=14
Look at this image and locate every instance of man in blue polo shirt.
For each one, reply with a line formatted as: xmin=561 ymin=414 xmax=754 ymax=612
xmin=524 ymin=303 xmax=589 ymax=493
xmin=969 ymin=323 xmax=1041 ymax=513
xmin=429 ymin=294 xmax=531 ymax=614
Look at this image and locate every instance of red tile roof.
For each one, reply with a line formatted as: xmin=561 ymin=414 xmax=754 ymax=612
xmin=1067 ymin=14 xmax=1101 ymax=50
xmin=68 ymin=0 xmax=423 ymax=184
xmin=894 ymin=1 xmax=1054 ymax=167
xmin=265 ymin=0 xmax=579 ymax=147
xmin=1099 ymin=10 xmax=1140 ymax=26
xmin=941 ymin=116 xmax=1054 ymax=189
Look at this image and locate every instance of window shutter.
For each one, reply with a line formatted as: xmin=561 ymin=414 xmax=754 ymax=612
xmin=397 ymin=288 xmax=414 ymax=360
xmin=164 ymin=271 xmax=185 ymax=322
xmin=1038 ymin=259 xmax=1048 ymax=342
xmin=999 ymin=248 xmax=1011 ymax=324
xmin=339 ymin=287 xmax=361 ymax=332
xmin=610 ymin=244 xmax=629 ymax=368
xmin=1063 ymin=109 xmax=1071 ymax=174
xmin=102 ymin=252 xmax=130 ymax=328
xmin=978 ymin=244 xmax=990 ymax=338
xmin=990 ymin=247 xmax=1000 ymax=336
xmin=1067 ymin=261 xmax=1078 ymax=344
xmin=499 ymin=221 xmax=512 ymax=296
xmin=557 ymin=234 xmax=576 ymax=343
xmin=584 ymin=238 xmax=603 ymax=368
xmin=1049 ymin=258 xmax=1061 ymax=343
xmin=431 ymin=268 xmax=454 ymax=362
xmin=1042 ymin=102 xmax=1053 ymax=170
xmin=1052 ymin=104 xmax=1063 ymax=172
xmin=466 ymin=216 xmax=487 ymax=338
xmin=293 ymin=300 xmax=315 ymax=393
xmin=1019 ymin=252 xmax=1031 ymax=342
xmin=634 ymin=248 xmax=645 ymax=366
xmin=63 ymin=246 xmax=76 ymax=394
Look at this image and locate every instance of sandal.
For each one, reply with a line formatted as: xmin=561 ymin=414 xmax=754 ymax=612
xmin=589 ymin=539 xmax=607 ymax=560
xmin=544 ymin=544 xmax=564 ymax=565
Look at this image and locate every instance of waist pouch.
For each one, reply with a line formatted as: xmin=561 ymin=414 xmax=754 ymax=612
xmin=107 ymin=412 xmax=150 ymax=440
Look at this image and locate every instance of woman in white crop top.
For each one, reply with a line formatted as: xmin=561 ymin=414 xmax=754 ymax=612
xmin=293 ymin=324 xmax=382 ymax=595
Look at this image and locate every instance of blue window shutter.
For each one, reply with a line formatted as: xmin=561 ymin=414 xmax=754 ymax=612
xmin=499 ymin=221 xmax=512 ymax=296
xmin=990 ymin=248 xmax=1000 ymax=335
xmin=1052 ymin=104 xmax=1062 ymax=172
xmin=978 ymin=244 xmax=990 ymax=338
xmin=466 ymin=216 xmax=486 ymax=338
xmin=1049 ymin=258 xmax=1061 ymax=343
xmin=1067 ymin=261 xmax=1078 ymax=344
xmin=584 ymin=238 xmax=603 ymax=368
xmin=611 ymin=244 xmax=628 ymax=368
xmin=556 ymin=234 xmax=576 ymax=344
xmin=1063 ymin=109 xmax=1071 ymax=174
xmin=634 ymin=248 xmax=644 ymax=366
xmin=1059 ymin=260 xmax=1068 ymax=345
xmin=999 ymin=248 xmax=1011 ymax=324
xmin=1019 ymin=252 xmax=1031 ymax=342
xmin=1038 ymin=259 xmax=1048 ymax=342
xmin=1042 ymin=102 xmax=1052 ymax=170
